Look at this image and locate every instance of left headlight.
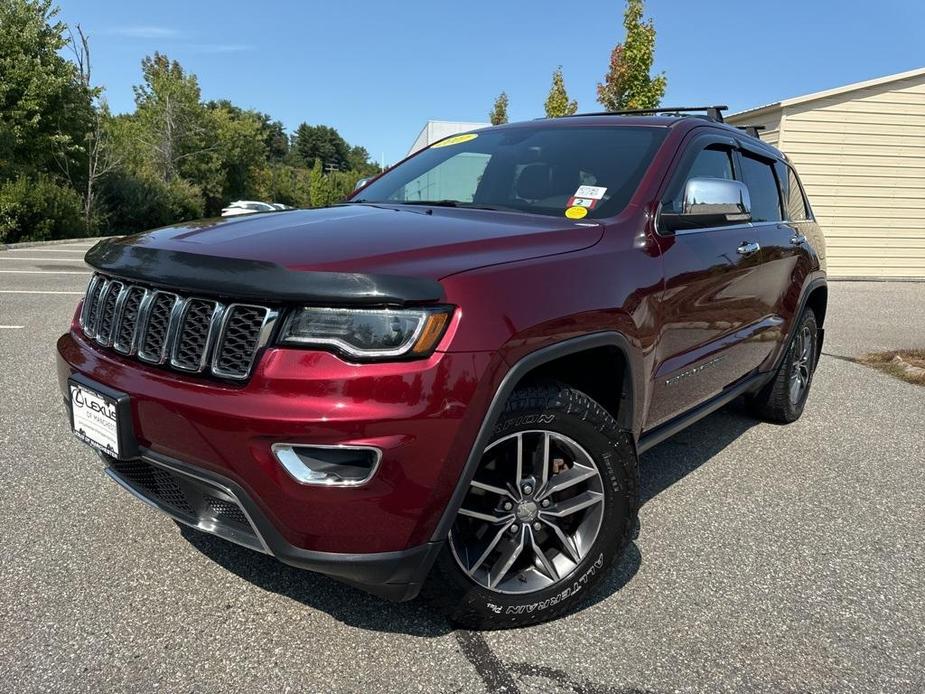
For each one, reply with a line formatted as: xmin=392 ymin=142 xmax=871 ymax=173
xmin=278 ymin=306 xmax=453 ymax=359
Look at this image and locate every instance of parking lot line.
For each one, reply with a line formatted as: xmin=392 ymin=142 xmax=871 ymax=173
xmin=0 ymin=270 xmax=89 ymax=275
xmin=0 ymin=290 xmax=84 ymax=295
xmin=0 ymin=325 xmax=25 ymax=329
xmin=0 ymin=257 xmax=88 ymax=262
xmin=4 ymin=248 xmax=89 ymax=253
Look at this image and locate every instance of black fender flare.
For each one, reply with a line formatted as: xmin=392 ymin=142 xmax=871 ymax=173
xmin=429 ymin=331 xmax=641 ymax=543
xmin=771 ymin=276 xmax=828 ymax=374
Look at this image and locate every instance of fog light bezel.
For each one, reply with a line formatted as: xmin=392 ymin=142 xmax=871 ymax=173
xmin=271 ymin=443 xmax=382 ymax=487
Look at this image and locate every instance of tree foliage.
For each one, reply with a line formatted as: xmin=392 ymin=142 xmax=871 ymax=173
xmin=596 ymin=0 xmax=666 ymax=111
xmin=0 ymin=0 xmax=92 ymax=181
xmin=132 ymin=52 xmax=209 ymax=182
xmin=489 ymin=91 xmax=509 ymax=125
xmin=544 ymin=66 xmax=578 ymax=118
xmin=294 ymin=123 xmax=349 ymax=171
xmin=0 ymin=0 xmax=383 ymax=241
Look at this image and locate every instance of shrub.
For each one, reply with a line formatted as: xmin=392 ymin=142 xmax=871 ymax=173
xmin=99 ymin=172 xmax=204 ymax=234
xmin=0 ymin=176 xmax=85 ymax=244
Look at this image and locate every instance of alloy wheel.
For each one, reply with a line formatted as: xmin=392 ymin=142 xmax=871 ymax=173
xmin=789 ymin=325 xmax=813 ymax=404
xmin=449 ymin=430 xmax=605 ymax=594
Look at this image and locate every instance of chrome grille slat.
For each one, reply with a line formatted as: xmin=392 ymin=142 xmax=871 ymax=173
xmin=138 ymin=291 xmax=181 ymax=363
xmin=80 ymin=274 xmax=272 ymax=380
xmin=171 ymin=298 xmax=221 ymax=372
xmin=94 ymin=280 xmax=124 ymax=346
xmin=212 ymin=304 xmax=277 ymax=380
xmin=113 ymin=287 xmax=147 ymax=354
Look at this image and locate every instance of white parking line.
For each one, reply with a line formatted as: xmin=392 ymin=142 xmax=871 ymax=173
xmin=0 ymin=290 xmax=84 ymax=295
xmin=0 ymin=270 xmax=89 ymax=275
xmin=0 ymin=325 xmax=25 ymax=329
xmin=0 ymin=257 xmax=88 ymax=262
xmin=4 ymin=248 xmax=89 ymax=253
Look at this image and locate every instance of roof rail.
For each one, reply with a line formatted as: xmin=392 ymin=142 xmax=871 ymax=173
xmin=562 ymin=105 xmax=729 ymax=123
xmin=737 ymin=124 xmax=766 ymax=139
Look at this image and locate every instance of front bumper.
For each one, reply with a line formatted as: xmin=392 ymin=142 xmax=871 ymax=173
xmin=57 ymin=327 xmax=497 ymax=599
xmin=102 ymin=449 xmax=442 ymax=600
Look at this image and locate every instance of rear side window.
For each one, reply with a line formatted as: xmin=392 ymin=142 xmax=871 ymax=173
xmin=740 ymin=154 xmax=782 ymax=223
xmin=775 ymin=161 xmax=811 ymax=221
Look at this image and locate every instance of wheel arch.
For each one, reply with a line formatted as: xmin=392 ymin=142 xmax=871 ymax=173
xmin=430 ymin=331 xmax=640 ymax=543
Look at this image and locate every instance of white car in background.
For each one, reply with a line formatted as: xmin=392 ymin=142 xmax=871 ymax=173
xmin=221 ymin=200 xmax=294 ymax=217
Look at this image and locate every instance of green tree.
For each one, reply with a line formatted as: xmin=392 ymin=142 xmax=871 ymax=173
xmin=596 ymin=0 xmax=667 ymax=111
xmin=0 ymin=0 xmax=92 ymax=181
xmin=197 ymin=101 xmax=269 ymax=212
xmin=294 ymin=123 xmax=349 ymax=171
xmin=544 ymin=66 xmax=578 ymax=118
xmin=133 ymin=52 xmax=209 ymax=182
xmin=65 ymin=24 xmax=120 ymax=231
xmin=489 ymin=91 xmax=509 ymax=125
xmin=308 ymin=157 xmax=328 ymax=207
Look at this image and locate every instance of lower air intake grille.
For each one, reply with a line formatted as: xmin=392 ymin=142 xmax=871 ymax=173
xmin=106 ymin=457 xmax=263 ymax=553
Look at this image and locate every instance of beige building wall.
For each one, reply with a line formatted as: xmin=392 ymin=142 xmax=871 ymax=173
xmin=729 ymin=69 xmax=925 ymax=279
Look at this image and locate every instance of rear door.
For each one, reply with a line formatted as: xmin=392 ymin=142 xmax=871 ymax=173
xmin=756 ymin=160 xmax=820 ymax=350
xmin=647 ymin=133 xmax=772 ymax=429
xmin=741 ymin=150 xmax=820 ymax=370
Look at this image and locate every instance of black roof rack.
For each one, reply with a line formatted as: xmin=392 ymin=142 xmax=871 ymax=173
xmin=562 ymin=105 xmax=728 ymax=123
xmin=737 ymin=124 xmax=766 ymax=139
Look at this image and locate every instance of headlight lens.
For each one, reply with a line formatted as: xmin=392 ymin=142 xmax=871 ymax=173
xmin=279 ymin=306 xmax=452 ymax=358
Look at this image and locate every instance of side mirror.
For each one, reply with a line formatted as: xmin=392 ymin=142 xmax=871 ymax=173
xmin=354 ymin=177 xmax=372 ymax=192
xmin=660 ymin=177 xmax=751 ymax=232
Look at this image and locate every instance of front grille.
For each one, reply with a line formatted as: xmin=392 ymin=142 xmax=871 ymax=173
xmin=80 ymin=274 xmax=275 ymax=380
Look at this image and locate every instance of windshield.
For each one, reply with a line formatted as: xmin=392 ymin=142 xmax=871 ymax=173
xmin=352 ymin=125 xmax=666 ymax=219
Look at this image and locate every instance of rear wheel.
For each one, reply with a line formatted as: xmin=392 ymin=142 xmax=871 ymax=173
xmin=748 ymin=308 xmax=819 ymax=423
xmin=429 ymin=382 xmax=638 ymax=629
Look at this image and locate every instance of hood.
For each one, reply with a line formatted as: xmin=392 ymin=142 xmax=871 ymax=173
xmin=86 ymin=205 xmax=603 ymax=305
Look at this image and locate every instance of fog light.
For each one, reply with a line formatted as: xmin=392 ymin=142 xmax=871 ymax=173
xmin=271 ymin=444 xmax=381 ymax=487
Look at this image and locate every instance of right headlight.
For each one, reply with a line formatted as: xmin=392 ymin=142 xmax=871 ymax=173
xmin=278 ymin=306 xmax=453 ymax=359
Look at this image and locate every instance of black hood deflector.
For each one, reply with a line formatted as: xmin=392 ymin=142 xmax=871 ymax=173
xmin=84 ymin=238 xmax=445 ymax=306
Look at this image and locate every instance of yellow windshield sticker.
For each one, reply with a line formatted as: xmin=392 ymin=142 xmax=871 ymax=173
xmin=432 ymin=133 xmax=479 ymax=148
xmin=565 ymin=206 xmax=589 ymax=219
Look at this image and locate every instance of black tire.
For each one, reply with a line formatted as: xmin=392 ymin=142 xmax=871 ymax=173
xmin=748 ymin=308 xmax=819 ymax=423
xmin=427 ymin=381 xmax=639 ymax=629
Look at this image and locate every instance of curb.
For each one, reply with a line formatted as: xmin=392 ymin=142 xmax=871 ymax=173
xmin=0 ymin=235 xmax=120 ymax=251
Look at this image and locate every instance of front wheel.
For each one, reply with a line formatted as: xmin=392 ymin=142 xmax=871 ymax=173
xmin=428 ymin=382 xmax=639 ymax=629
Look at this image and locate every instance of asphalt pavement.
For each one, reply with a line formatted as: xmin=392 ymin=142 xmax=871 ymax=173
xmin=0 ymin=241 xmax=923 ymax=693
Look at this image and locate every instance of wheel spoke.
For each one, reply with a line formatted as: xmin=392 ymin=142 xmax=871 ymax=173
xmin=470 ymin=479 xmax=513 ymax=498
xmin=541 ymin=490 xmax=603 ymax=518
xmin=514 ymin=432 xmax=524 ymax=487
xmin=538 ymin=462 xmax=598 ymax=500
xmin=527 ymin=526 xmax=559 ymax=581
xmin=541 ymin=516 xmax=582 ymax=563
xmin=539 ymin=431 xmax=551 ymax=486
xmin=487 ymin=528 xmax=526 ymax=589
xmin=458 ymin=507 xmax=514 ymax=524
xmin=467 ymin=523 xmax=512 ymax=575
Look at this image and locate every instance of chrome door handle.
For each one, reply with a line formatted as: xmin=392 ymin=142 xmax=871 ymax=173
xmin=737 ymin=241 xmax=761 ymax=255
xmin=790 ymin=234 xmax=807 ymax=245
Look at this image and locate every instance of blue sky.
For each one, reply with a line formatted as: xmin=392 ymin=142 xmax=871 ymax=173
xmin=58 ymin=0 xmax=924 ymax=165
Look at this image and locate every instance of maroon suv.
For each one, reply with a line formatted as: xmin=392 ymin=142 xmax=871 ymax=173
xmin=57 ymin=107 xmax=826 ymax=629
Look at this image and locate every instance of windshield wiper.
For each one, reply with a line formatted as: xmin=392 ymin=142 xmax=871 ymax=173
xmin=397 ymin=200 xmax=515 ymax=212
